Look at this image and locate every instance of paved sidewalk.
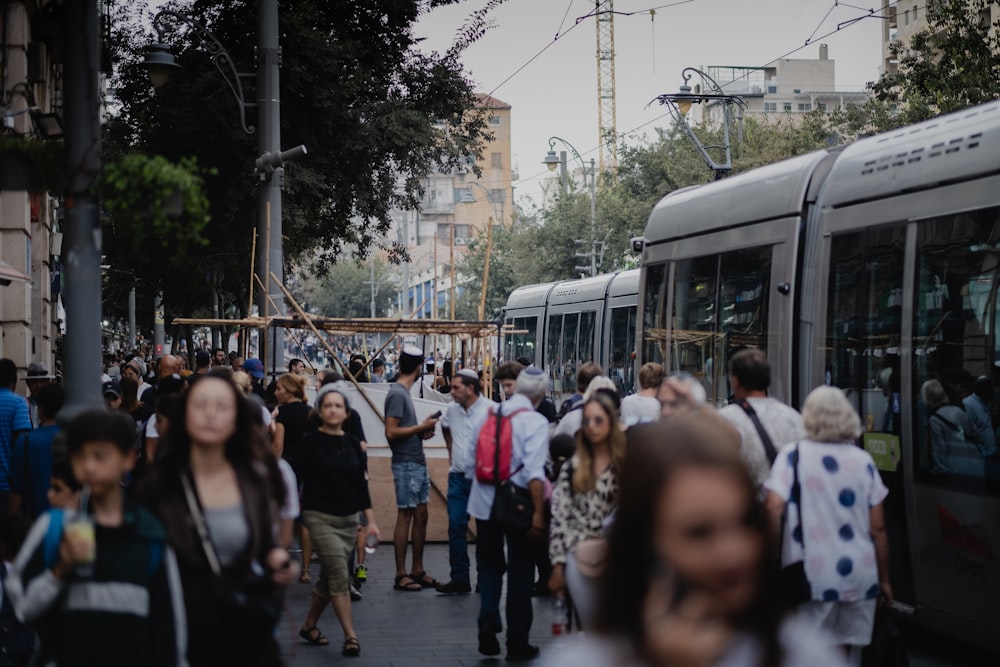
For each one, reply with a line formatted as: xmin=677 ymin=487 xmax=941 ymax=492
xmin=278 ymin=543 xmax=557 ymax=666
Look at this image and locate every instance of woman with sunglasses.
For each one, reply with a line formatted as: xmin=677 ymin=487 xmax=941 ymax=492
xmin=548 ymin=390 xmax=625 ymax=629
xmin=543 ymin=415 xmax=846 ymax=667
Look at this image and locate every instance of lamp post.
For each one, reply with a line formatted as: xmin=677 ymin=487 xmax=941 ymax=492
xmin=141 ymin=4 xmax=306 ymax=371
xmin=61 ymin=0 xmax=103 ymax=417
xmin=464 ymin=181 xmax=502 ymax=226
xmin=542 ymin=137 xmax=597 ymax=278
xmin=650 ymin=67 xmax=746 ymax=180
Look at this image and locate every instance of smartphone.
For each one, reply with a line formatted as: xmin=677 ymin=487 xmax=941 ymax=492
xmin=430 ymin=410 xmax=442 ymax=419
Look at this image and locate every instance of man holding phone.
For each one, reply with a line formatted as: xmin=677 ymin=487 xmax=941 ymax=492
xmin=384 ymin=345 xmax=441 ymax=591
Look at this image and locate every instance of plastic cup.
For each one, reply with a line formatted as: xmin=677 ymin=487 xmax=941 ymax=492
xmin=65 ymin=518 xmax=96 ymax=577
xmin=364 ymin=532 xmax=378 ymax=554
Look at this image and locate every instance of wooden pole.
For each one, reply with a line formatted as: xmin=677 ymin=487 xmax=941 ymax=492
xmin=450 ymin=223 xmax=456 ymax=363
xmin=247 ymin=230 xmax=256 ymax=358
xmin=478 ymin=217 xmax=494 ymax=321
xmin=271 ymin=272 xmax=385 ymax=422
xmin=253 ymin=274 xmax=315 ymax=373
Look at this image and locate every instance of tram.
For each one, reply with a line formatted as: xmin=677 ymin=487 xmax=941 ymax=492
xmin=504 ymin=100 xmax=1000 ymax=651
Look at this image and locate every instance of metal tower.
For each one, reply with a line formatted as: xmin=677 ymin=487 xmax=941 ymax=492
xmin=595 ymin=0 xmax=618 ymax=171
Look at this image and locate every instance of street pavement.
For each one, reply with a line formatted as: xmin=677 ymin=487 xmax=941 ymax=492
xmin=277 ymin=542 xmax=555 ymax=666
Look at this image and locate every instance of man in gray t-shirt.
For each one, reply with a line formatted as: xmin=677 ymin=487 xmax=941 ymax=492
xmin=384 ymin=346 xmax=440 ymax=591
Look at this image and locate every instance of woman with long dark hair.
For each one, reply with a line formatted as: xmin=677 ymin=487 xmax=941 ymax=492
xmin=138 ymin=371 xmax=296 ymax=667
xmin=543 ymin=415 xmax=846 ymax=667
xmin=548 ymin=391 xmax=625 ymax=628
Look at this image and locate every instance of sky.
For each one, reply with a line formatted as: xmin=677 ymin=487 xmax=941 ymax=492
xmin=413 ymin=0 xmax=885 ymax=203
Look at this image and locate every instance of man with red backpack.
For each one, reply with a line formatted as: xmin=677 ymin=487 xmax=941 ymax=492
xmin=467 ymin=367 xmax=549 ymax=662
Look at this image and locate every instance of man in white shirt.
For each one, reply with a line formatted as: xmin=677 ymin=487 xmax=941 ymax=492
xmin=718 ymin=349 xmax=805 ymax=489
xmin=620 ymin=362 xmax=664 ymax=427
xmin=436 ymin=370 xmax=490 ymax=595
xmin=467 ymin=368 xmax=548 ymax=662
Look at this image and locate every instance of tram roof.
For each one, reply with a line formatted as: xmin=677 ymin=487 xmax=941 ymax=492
xmin=820 ymin=99 xmax=1000 ymax=210
xmin=505 ymin=281 xmax=558 ymax=311
xmin=548 ymin=273 xmax=618 ymax=306
xmin=642 ymin=150 xmax=829 ymax=245
xmin=607 ymin=269 xmax=640 ymax=298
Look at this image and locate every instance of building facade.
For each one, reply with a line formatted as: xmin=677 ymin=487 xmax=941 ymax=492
xmin=881 ymin=0 xmax=1000 ymax=76
xmin=390 ymin=94 xmax=513 ymax=317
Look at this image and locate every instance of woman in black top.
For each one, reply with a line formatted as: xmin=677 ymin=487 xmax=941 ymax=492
xmin=296 ymin=382 xmax=379 ymax=657
xmin=273 ymin=373 xmax=312 ymax=467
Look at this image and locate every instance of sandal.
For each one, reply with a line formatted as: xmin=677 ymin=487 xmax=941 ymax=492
xmin=342 ymin=637 xmax=361 ymax=657
xmin=298 ymin=627 xmax=329 ymax=646
xmin=298 ymin=570 xmax=312 ymax=584
xmin=410 ymin=570 xmax=440 ymax=588
xmin=393 ymin=574 xmax=422 ymax=591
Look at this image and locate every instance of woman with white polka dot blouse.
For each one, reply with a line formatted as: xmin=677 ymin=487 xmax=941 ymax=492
xmin=764 ymin=386 xmax=891 ymax=666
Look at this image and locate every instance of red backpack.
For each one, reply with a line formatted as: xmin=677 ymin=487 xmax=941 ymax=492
xmin=475 ymin=406 xmax=531 ymax=483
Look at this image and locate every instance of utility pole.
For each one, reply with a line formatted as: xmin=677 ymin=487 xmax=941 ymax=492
xmin=61 ymin=0 xmax=103 ymax=417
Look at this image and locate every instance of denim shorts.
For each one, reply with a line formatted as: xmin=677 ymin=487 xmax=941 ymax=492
xmin=391 ymin=461 xmax=430 ymax=508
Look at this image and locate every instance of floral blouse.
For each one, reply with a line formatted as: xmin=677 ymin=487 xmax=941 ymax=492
xmin=549 ymin=455 xmax=619 ymax=565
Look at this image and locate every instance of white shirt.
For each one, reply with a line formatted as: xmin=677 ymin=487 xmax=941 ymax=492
xmin=765 ymin=440 xmax=889 ymax=603
xmin=466 ymin=393 xmax=549 ymax=521
xmin=718 ymin=397 xmax=805 ymax=488
xmin=276 ymin=458 xmax=300 ymax=520
xmin=553 ymin=406 xmax=583 ymax=438
xmin=442 ymin=395 xmax=491 ymax=474
xmin=620 ymin=394 xmax=660 ymax=427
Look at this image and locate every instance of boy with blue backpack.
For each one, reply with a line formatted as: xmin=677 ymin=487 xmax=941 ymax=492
xmin=6 ymin=409 xmax=186 ymax=667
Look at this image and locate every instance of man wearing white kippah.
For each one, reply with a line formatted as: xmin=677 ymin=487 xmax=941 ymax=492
xmin=436 ymin=369 xmax=490 ymax=595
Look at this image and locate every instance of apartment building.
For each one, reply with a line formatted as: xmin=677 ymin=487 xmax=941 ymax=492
xmin=881 ymin=0 xmax=1000 ymax=75
xmin=389 ymin=94 xmax=513 ymax=317
xmin=699 ymin=45 xmax=868 ymax=126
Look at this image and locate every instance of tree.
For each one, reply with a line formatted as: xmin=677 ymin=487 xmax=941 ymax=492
xmin=105 ymin=0 xmax=503 ymax=333
xmin=294 ymin=258 xmax=396 ymax=319
xmin=869 ymin=0 xmax=1000 ymax=130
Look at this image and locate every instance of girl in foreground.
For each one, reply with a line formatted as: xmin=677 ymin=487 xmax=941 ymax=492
xmin=543 ymin=416 xmax=846 ymax=667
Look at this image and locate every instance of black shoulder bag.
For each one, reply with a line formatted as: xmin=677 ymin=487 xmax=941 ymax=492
xmin=180 ymin=473 xmax=283 ymax=635
xmin=779 ymin=444 xmax=811 ymax=605
xmin=738 ymin=400 xmax=779 ymax=464
xmin=489 ymin=408 xmax=534 ymax=533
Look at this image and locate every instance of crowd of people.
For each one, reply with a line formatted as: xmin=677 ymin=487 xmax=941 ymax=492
xmin=0 ymin=344 xmax=897 ymax=667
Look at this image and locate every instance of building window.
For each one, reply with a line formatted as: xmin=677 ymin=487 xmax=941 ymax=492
xmin=783 ymin=102 xmax=792 ymax=112
xmin=490 ymin=152 xmax=503 ymax=169
xmin=797 ymin=103 xmax=812 ymax=112
xmin=764 ymin=102 xmax=777 ymax=112
xmin=818 ymin=102 xmax=828 ymax=112
xmin=767 ymin=85 xmax=777 ymax=94
xmin=489 ymin=116 xmax=501 ymax=126
xmin=455 ymin=188 xmax=474 ymax=202
xmin=793 ymin=88 xmax=801 ymax=94
xmin=455 ymin=224 xmax=471 ymax=239
xmin=490 ymin=188 xmax=506 ymax=203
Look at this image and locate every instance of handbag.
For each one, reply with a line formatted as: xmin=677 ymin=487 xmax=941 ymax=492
xmin=862 ymin=603 xmax=909 ymax=667
xmin=180 ymin=473 xmax=283 ymax=635
xmin=492 ymin=478 xmax=534 ymax=532
xmin=779 ymin=444 xmax=812 ymax=605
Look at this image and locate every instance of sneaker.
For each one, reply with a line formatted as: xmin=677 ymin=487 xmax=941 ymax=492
xmin=353 ymin=564 xmax=367 ymax=587
xmin=349 ymin=584 xmax=363 ymax=601
xmin=477 ymin=623 xmax=501 ymax=657
xmin=506 ymin=644 xmax=540 ymax=662
xmin=435 ymin=580 xmax=471 ymax=594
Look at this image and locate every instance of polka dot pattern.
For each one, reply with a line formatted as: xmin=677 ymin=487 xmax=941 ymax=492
xmin=839 ymin=524 xmax=855 ymax=541
xmin=839 ymin=488 xmax=856 ymax=507
xmin=822 ymin=589 xmax=840 ymax=602
xmin=866 ymin=584 xmax=880 ymax=600
xmin=822 ymin=456 xmax=839 ymax=473
xmin=792 ymin=525 xmax=803 ymax=543
xmin=836 ymin=557 xmax=854 ymax=576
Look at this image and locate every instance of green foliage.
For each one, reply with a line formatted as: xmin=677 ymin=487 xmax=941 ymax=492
xmin=868 ymin=0 xmax=1000 ymax=130
xmin=295 ymin=258 xmax=396 ymax=319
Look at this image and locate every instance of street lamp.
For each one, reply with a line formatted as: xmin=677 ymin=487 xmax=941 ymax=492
xmin=541 ymin=137 xmax=598 ymax=278
xmin=141 ymin=4 xmax=306 ymax=371
xmin=650 ymin=67 xmax=746 ymax=180
xmin=464 ymin=181 xmax=502 ymax=226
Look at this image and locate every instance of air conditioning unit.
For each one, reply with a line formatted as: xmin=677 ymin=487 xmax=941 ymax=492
xmin=455 ymin=237 xmax=469 ymax=246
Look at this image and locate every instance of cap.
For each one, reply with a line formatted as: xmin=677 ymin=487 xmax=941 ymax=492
xmin=195 ymin=350 xmax=211 ymax=367
xmin=457 ymin=369 xmax=479 ymax=380
xmin=516 ymin=356 xmax=532 ymax=367
xmin=243 ymin=358 xmax=265 ymax=379
xmin=102 ymin=380 xmax=121 ymax=399
xmin=401 ymin=345 xmax=423 ymax=359
xmin=26 ymin=362 xmax=55 ymax=380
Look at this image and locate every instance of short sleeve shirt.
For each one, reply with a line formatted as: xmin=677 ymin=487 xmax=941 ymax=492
xmin=765 ymin=440 xmax=889 ymax=603
xmin=0 ymin=389 xmax=31 ymax=490
xmin=385 ymin=382 xmax=424 ymax=465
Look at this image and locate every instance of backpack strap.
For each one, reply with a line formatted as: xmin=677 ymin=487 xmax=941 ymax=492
xmin=930 ymin=411 xmax=961 ymax=432
xmin=492 ymin=406 xmax=532 ymax=485
xmin=42 ymin=509 xmax=64 ymax=570
xmin=738 ymin=400 xmax=778 ymax=464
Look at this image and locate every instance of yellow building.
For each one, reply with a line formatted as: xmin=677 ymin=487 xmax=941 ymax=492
xmin=881 ymin=0 xmax=1000 ymax=75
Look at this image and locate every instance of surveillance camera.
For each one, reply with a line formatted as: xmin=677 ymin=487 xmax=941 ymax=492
xmin=630 ymin=236 xmax=645 ymax=253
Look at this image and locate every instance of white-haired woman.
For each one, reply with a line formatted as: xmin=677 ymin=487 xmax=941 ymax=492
xmin=296 ymin=383 xmax=379 ymax=657
xmin=921 ymin=379 xmax=987 ymax=481
xmin=764 ymin=386 xmax=891 ymax=666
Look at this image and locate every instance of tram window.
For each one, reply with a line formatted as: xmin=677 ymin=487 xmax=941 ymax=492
xmin=826 ymin=227 xmax=904 ymax=443
xmin=561 ymin=313 xmax=580 ymax=398
xmin=578 ymin=311 xmax=596 ymax=370
xmin=672 ymin=247 xmax=772 ymax=404
xmin=609 ymin=305 xmax=638 ymax=395
xmin=642 ymin=264 xmax=668 ymax=364
xmin=505 ymin=317 xmax=537 ymax=364
xmin=912 ymin=210 xmax=1000 ymax=494
xmin=546 ymin=315 xmax=563 ymax=395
